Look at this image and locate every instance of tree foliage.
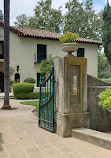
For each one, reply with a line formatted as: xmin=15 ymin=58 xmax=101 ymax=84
xmin=64 ymin=0 xmax=102 ymax=40
xmin=14 ymin=0 xmax=63 ymax=32
xmin=28 ymin=0 xmax=63 ymax=33
xmin=14 ymin=0 xmax=102 ymax=39
xmin=14 ymin=14 xmax=29 ymax=27
xmin=98 ymin=52 xmax=111 ymax=79
xmin=102 ymin=1 xmax=111 ymax=65
xmin=59 ymin=32 xmax=79 ymax=43
xmin=0 ymin=10 xmax=3 ymax=21
xmin=98 ymin=88 xmax=111 ymax=112
xmin=40 ymin=55 xmax=53 ymax=74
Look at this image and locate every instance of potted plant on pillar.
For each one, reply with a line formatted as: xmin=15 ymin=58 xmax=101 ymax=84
xmin=59 ymin=32 xmax=79 ymax=56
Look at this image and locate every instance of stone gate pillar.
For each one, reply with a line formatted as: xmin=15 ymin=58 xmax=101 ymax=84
xmin=54 ymin=57 xmax=89 ymax=137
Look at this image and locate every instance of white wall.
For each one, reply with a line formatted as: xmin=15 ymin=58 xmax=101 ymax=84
xmin=0 ymin=26 xmax=99 ymax=86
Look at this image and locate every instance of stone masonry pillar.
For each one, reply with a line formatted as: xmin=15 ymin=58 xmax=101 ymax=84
xmin=54 ymin=57 xmax=89 ymax=137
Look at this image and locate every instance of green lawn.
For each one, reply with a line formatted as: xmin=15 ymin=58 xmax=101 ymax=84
xmin=20 ymin=101 xmax=39 ymax=112
xmin=101 ymin=78 xmax=111 ymax=82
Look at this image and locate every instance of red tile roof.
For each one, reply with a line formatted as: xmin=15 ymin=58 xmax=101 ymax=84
xmin=0 ymin=21 xmax=101 ymax=45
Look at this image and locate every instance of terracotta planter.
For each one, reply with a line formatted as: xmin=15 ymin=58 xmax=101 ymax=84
xmin=61 ymin=43 xmax=78 ymax=56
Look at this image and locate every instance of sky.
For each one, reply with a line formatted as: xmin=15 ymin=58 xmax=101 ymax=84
xmin=0 ymin=0 xmax=110 ymax=26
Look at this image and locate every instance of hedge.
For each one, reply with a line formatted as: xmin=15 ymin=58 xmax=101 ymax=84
xmin=14 ymin=92 xmax=49 ymax=100
xmin=24 ymin=78 xmax=36 ymax=84
xmin=13 ymin=83 xmax=34 ymax=96
xmin=15 ymin=92 xmax=39 ymax=100
xmin=13 ymin=83 xmax=49 ymax=99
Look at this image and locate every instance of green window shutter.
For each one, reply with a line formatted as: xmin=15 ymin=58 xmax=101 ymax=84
xmin=77 ymin=48 xmax=84 ymax=57
xmin=37 ymin=44 xmax=46 ymax=62
xmin=0 ymin=42 xmax=4 ymax=59
xmin=37 ymin=73 xmax=40 ymax=87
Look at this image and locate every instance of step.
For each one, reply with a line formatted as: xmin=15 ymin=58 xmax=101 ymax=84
xmin=0 ymin=93 xmax=14 ymax=99
xmin=71 ymin=128 xmax=111 ymax=150
xmin=0 ymin=96 xmax=14 ymax=99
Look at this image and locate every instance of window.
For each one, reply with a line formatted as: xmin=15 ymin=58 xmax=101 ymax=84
xmin=77 ymin=48 xmax=84 ymax=57
xmin=0 ymin=42 xmax=4 ymax=59
xmin=15 ymin=73 xmax=20 ymax=82
xmin=37 ymin=44 xmax=46 ymax=62
xmin=37 ymin=73 xmax=40 ymax=87
xmin=0 ymin=72 xmax=4 ymax=92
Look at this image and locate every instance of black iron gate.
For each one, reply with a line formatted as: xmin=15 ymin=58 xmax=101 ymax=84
xmin=38 ymin=63 xmax=55 ymax=132
xmin=0 ymin=72 xmax=4 ymax=92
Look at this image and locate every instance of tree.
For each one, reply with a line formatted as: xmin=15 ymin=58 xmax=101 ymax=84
xmin=98 ymin=52 xmax=111 ymax=78
xmin=64 ymin=0 xmax=102 ymax=40
xmin=83 ymin=0 xmax=102 ymax=39
xmin=102 ymin=1 xmax=111 ymax=65
xmin=27 ymin=0 xmax=63 ymax=33
xmin=2 ymin=0 xmax=11 ymax=109
xmin=64 ymin=0 xmax=84 ymax=35
xmin=0 ymin=10 xmax=3 ymax=21
xmin=14 ymin=14 xmax=29 ymax=27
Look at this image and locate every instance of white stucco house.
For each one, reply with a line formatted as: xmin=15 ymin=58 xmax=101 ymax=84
xmin=0 ymin=21 xmax=101 ymax=92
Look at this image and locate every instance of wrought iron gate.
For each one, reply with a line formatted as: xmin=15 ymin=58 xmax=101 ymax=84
xmin=38 ymin=63 xmax=55 ymax=132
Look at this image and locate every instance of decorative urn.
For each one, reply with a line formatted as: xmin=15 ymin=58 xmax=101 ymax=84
xmin=61 ymin=43 xmax=78 ymax=56
xmin=59 ymin=32 xmax=79 ymax=56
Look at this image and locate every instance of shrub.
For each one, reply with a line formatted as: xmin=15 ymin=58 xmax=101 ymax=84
xmin=15 ymin=93 xmax=31 ymax=99
xmin=30 ymin=92 xmax=39 ymax=99
xmin=24 ymin=78 xmax=36 ymax=84
xmin=13 ymin=83 xmax=34 ymax=96
xmin=14 ymin=91 xmax=49 ymax=100
xmin=14 ymin=92 xmax=39 ymax=100
xmin=98 ymin=88 xmax=111 ymax=112
xmin=59 ymin=32 xmax=79 ymax=44
xmin=40 ymin=56 xmax=53 ymax=75
xmin=10 ymin=80 xmax=17 ymax=85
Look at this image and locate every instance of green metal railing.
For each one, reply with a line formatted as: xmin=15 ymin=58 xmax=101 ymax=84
xmin=38 ymin=63 xmax=55 ymax=132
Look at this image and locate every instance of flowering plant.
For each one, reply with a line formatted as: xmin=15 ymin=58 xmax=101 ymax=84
xmin=59 ymin=32 xmax=79 ymax=44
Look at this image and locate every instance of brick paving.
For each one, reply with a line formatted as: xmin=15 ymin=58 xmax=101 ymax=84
xmin=0 ymin=99 xmax=111 ymax=158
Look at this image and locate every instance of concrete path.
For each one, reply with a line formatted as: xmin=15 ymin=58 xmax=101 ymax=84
xmin=0 ymin=99 xmax=111 ymax=158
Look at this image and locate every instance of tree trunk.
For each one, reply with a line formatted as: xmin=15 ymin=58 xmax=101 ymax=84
xmin=2 ymin=0 xmax=11 ymax=109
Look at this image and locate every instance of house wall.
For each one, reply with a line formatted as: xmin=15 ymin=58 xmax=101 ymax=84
xmin=0 ymin=26 xmax=98 ymax=86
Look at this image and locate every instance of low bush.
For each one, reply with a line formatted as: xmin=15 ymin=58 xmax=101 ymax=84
xmin=59 ymin=32 xmax=79 ymax=43
xmin=30 ymin=92 xmax=39 ymax=99
xmin=14 ymin=92 xmax=39 ymax=100
xmin=10 ymin=80 xmax=17 ymax=85
xmin=98 ymin=88 xmax=111 ymax=112
xmin=15 ymin=93 xmax=31 ymax=99
xmin=24 ymin=78 xmax=36 ymax=84
xmin=13 ymin=83 xmax=34 ymax=96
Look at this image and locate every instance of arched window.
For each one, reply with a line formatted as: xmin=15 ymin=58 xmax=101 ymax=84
xmin=15 ymin=73 xmax=20 ymax=82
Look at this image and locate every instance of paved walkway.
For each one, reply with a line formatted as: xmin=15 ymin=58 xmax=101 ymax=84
xmin=0 ymin=99 xmax=111 ymax=158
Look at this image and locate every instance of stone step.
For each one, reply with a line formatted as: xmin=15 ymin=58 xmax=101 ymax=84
xmin=71 ymin=128 xmax=111 ymax=150
xmin=0 ymin=93 xmax=14 ymax=99
xmin=0 ymin=96 xmax=14 ymax=99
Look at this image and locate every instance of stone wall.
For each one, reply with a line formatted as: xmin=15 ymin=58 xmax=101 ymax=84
xmin=87 ymin=74 xmax=111 ymax=132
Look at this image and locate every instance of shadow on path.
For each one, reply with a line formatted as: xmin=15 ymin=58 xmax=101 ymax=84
xmin=0 ymin=133 xmax=3 ymax=152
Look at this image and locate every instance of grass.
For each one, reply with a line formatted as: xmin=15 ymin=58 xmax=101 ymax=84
xmin=20 ymin=101 xmax=39 ymax=112
xmin=101 ymin=78 xmax=111 ymax=82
